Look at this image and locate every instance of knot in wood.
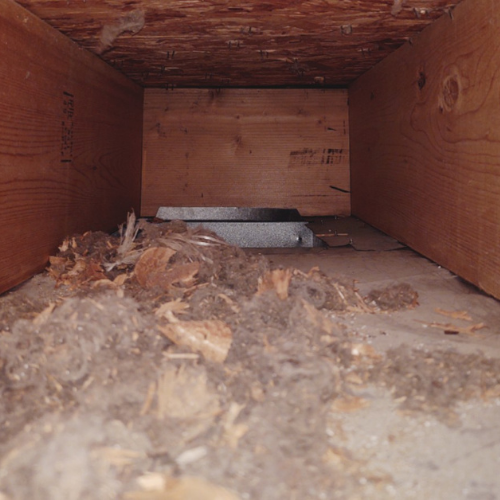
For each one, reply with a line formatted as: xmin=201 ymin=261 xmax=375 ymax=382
xmin=441 ymin=75 xmax=460 ymax=111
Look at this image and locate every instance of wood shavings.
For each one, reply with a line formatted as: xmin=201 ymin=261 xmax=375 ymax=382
xmin=102 ymin=211 xmax=144 ymax=271
xmin=32 ymin=303 xmax=56 ymax=326
xmin=250 ymin=381 xmax=265 ymax=402
xmin=257 ymin=268 xmax=292 ymax=300
xmin=155 ymin=299 xmax=190 ymax=318
xmin=301 ymin=299 xmax=339 ymax=335
xmin=220 ymin=402 xmax=248 ymax=449
xmin=92 ymin=446 xmax=146 ymax=468
xmin=163 ymin=352 xmax=199 ymax=360
xmin=135 ymin=247 xmax=177 ymax=288
xmin=117 ymin=210 xmax=140 ymax=257
xmin=434 ymin=308 xmax=473 ymax=321
xmin=344 ymin=372 xmax=365 ymax=386
xmin=331 ymin=395 xmax=370 ymax=413
xmin=47 ymin=256 xmax=68 ymax=280
xmin=322 ymin=447 xmax=362 ymax=474
xmin=113 ymin=273 xmax=129 ymax=286
xmin=135 ymin=473 xmax=167 ymax=492
xmin=125 ymin=475 xmax=241 ymax=500
xmin=161 ymin=262 xmax=200 ymax=288
xmin=58 ymin=238 xmax=71 ymax=253
xmin=156 ymin=365 xmax=220 ymax=420
xmin=175 ymin=446 xmax=208 ymax=466
xmin=217 ymin=293 xmax=240 ymax=313
xmin=140 ymin=381 xmax=156 ymax=416
xmin=159 ymin=320 xmax=232 ymax=363
xmin=419 ymin=321 xmax=487 ymax=336
xmin=349 ymin=343 xmax=382 ymax=366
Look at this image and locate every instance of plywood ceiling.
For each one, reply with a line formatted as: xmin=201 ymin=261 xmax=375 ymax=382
xmin=16 ymin=0 xmax=462 ymax=88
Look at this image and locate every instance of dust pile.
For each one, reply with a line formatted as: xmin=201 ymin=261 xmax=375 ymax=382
xmin=1 ymin=214 xmax=499 ymax=500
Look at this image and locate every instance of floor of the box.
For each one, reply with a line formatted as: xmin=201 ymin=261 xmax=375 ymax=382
xmin=255 ymin=244 xmax=500 ymax=354
xmin=252 ymin=244 xmax=500 ymax=499
xmin=1 ymin=218 xmax=499 ymax=500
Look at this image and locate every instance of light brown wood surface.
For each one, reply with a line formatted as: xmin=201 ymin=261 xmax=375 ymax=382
xmin=0 ymin=0 xmax=143 ymax=294
xmin=349 ymin=0 xmax=500 ymax=299
xmin=142 ymin=88 xmax=350 ymax=217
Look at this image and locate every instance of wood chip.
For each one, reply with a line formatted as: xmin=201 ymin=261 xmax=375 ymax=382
xmin=257 ymin=268 xmax=292 ymax=300
xmin=344 ymin=372 xmax=365 ymax=386
xmin=434 ymin=308 xmax=473 ymax=322
xmin=420 ymin=321 xmax=487 ymax=336
xmin=331 ymin=395 xmax=370 ymax=413
xmin=156 ymin=365 xmax=220 ymax=420
xmin=175 ymin=446 xmax=208 ymax=466
xmin=217 ymin=293 xmax=240 ymax=313
xmin=92 ymin=447 xmax=145 ymax=467
xmin=135 ymin=247 xmax=177 ymax=288
xmin=155 ymin=299 xmax=190 ymax=318
xmin=140 ymin=381 xmax=156 ymax=416
xmin=159 ymin=320 xmax=232 ymax=363
xmin=67 ymin=258 xmax=87 ymax=276
xmin=91 ymin=278 xmax=116 ymax=289
xmin=114 ymin=273 xmax=129 ymax=286
xmin=322 ymin=447 xmax=359 ymax=472
xmin=350 ymin=343 xmax=382 ymax=363
xmin=136 ymin=473 xmax=167 ymax=492
xmin=163 ymin=262 xmax=200 ymax=288
xmin=220 ymin=402 xmax=248 ymax=449
xmin=163 ymin=352 xmax=199 ymax=360
xmin=125 ymin=475 xmax=241 ymax=500
xmin=32 ymin=303 xmax=56 ymax=326
xmin=302 ymin=300 xmax=339 ymax=335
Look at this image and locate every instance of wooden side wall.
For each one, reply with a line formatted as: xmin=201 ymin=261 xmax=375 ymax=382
xmin=349 ymin=0 xmax=500 ymax=299
xmin=0 ymin=0 xmax=143 ymax=294
xmin=142 ymin=88 xmax=350 ymax=217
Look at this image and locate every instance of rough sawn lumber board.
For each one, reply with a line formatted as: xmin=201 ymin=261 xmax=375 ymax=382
xmin=349 ymin=0 xmax=500 ymax=299
xmin=0 ymin=0 xmax=143 ymax=293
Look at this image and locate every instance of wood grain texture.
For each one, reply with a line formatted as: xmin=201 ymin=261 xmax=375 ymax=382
xmin=142 ymin=88 xmax=350 ymax=217
xmin=349 ymin=0 xmax=500 ymax=298
xmin=15 ymin=0 xmax=462 ymax=87
xmin=0 ymin=0 xmax=143 ymax=294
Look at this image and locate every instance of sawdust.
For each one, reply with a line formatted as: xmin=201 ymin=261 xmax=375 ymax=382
xmin=0 ymin=214 xmax=499 ymax=499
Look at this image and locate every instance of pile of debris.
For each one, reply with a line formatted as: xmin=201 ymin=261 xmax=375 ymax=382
xmin=0 ymin=213 xmax=498 ymax=500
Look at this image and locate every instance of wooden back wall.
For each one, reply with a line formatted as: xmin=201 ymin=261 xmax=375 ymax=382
xmin=142 ymin=88 xmax=350 ymax=217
